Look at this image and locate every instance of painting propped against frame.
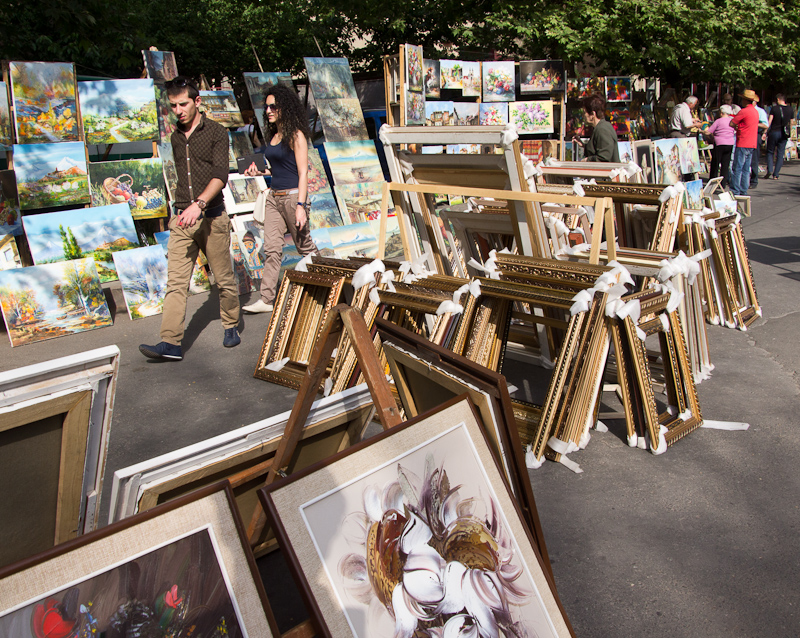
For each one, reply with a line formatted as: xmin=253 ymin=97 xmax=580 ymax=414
xmin=13 ymin=142 xmax=90 ymax=210
xmin=0 ymin=483 xmax=279 ymax=638
xmin=0 ymin=346 xmax=120 ymax=566
xmin=259 ymin=396 xmax=575 ymax=638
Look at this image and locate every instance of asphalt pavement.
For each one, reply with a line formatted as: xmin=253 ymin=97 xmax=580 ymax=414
xmin=1 ymin=163 xmax=798 ymax=637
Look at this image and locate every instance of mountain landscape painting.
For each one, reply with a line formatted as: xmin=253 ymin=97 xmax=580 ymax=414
xmin=78 ymin=79 xmax=158 ymax=144
xmin=0 ymin=257 xmax=112 ymax=347
xmin=22 ymin=203 xmax=139 ymax=281
xmin=327 ymin=221 xmax=378 ymax=259
xmin=9 ymin=61 xmax=81 ymax=144
xmin=13 ymin=142 xmax=90 ymax=210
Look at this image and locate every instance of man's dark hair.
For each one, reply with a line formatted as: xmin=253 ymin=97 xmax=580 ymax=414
xmin=776 ymin=93 xmax=785 ymax=101
xmin=165 ymin=76 xmax=200 ymax=100
xmin=583 ymin=94 xmax=606 ymax=118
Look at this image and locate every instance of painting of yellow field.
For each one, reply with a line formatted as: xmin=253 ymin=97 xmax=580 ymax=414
xmin=0 ymin=257 xmax=112 ymax=347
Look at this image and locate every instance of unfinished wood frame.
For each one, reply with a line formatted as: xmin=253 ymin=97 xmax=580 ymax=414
xmin=254 ymin=270 xmax=345 ymax=388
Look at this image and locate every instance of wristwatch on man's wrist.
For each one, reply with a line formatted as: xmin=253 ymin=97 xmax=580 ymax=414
xmin=195 ymin=198 xmax=207 ymax=211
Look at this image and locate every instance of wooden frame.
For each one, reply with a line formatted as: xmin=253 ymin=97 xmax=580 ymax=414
xmin=0 ymin=346 xmax=120 ymax=567
xmin=254 ymin=270 xmax=346 ymax=388
xmin=0 ymin=483 xmax=280 ymax=637
xmin=259 ymin=396 xmax=575 ymax=638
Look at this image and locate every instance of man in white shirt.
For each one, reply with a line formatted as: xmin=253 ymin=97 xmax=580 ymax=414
xmin=669 ymin=96 xmax=702 ymax=137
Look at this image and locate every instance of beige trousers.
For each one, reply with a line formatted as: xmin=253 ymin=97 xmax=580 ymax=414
xmin=260 ymin=191 xmax=317 ymax=303
xmin=160 ymin=212 xmax=240 ymax=345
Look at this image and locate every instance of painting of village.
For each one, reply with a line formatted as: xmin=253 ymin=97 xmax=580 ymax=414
xmin=199 ymin=90 xmax=245 ymax=128
xmin=113 ymin=244 xmax=168 ymax=319
xmin=304 ymin=58 xmax=358 ymax=100
xmin=324 ymin=140 xmax=384 ymax=185
xmin=243 ymin=72 xmax=293 ymax=130
xmin=0 ymin=257 xmax=112 ymax=347
xmin=0 ymin=82 xmax=12 ymax=148
xmin=154 ymin=230 xmax=210 ymax=295
xmin=78 ymin=79 xmax=158 ymax=144
xmin=13 ymin=142 xmax=90 ymax=210
xmin=9 ymin=61 xmax=81 ymax=144
xmin=317 ymin=98 xmax=368 ymax=142
xmin=334 ymin=182 xmax=391 ymax=223
xmin=89 ymin=158 xmax=168 ymax=219
xmin=23 ymin=203 xmax=139 ymax=281
xmin=142 ymin=49 xmax=178 ymax=82
xmin=0 ymin=170 xmax=22 ymax=237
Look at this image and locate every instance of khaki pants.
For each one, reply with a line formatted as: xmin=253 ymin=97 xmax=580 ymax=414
xmin=160 ymin=213 xmax=240 ymax=345
xmin=260 ymin=191 xmax=317 ymax=303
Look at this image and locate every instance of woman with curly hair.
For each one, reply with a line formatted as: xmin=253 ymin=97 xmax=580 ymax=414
xmin=243 ymin=84 xmax=318 ymax=313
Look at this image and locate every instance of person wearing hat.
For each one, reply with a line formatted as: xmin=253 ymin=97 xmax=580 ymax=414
xmin=704 ymin=105 xmax=736 ymax=186
xmin=728 ymin=89 xmax=761 ymax=196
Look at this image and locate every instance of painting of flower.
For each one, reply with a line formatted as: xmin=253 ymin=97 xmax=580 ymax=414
xmin=480 ymin=103 xmax=508 ymax=126
xmin=298 ymin=421 xmax=564 ymax=638
xmin=519 ymin=60 xmax=565 ymax=94
xmin=405 ymin=45 xmax=424 ymax=92
xmin=406 ymin=92 xmax=426 ymax=126
xmin=89 ymin=158 xmax=168 ymax=220
xmin=510 ymin=101 xmax=554 ymax=134
xmin=482 ymin=62 xmax=515 ymax=102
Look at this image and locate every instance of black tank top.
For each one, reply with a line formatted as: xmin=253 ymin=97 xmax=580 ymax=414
xmin=264 ymin=139 xmax=299 ymax=190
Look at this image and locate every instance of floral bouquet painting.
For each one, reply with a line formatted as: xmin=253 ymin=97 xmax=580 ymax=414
xmin=480 ymin=103 xmax=509 ymax=126
xmin=510 ymin=101 xmax=554 ymax=134
xmin=482 ymin=62 xmax=515 ymax=102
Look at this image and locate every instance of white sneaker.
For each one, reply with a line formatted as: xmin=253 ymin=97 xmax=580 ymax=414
xmin=242 ymin=300 xmax=274 ymax=313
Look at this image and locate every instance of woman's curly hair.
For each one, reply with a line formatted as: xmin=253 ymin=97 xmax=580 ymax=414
xmin=264 ymin=84 xmax=310 ymax=150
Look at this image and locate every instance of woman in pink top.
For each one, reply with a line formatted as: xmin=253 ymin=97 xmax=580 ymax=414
xmin=705 ymin=104 xmax=736 ymax=186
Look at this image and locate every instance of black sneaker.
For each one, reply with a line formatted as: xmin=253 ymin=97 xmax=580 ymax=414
xmin=223 ymin=327 xmax=241 ymax=348
xmin=764 ymin=173 xmax=772 ymax=179
xmin=139 ymin=341 xmax=183 ymax=360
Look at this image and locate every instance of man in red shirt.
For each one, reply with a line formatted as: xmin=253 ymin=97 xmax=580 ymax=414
xmin=729 ymin=89 xmax=761 ymax=196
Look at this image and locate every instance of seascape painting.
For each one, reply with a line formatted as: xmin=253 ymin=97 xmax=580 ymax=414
xmin=89 ymin=158 xmax=168 ymax=219
xmin=606 ymin=76 xmax=632 ymax=102
xmin=327 ymin=222 xmax=378 ymax=259
xmin=461 ymin=61 xmax=481 ymax=97
xmin=154 ymin=230 xmax=210 ymax=295
xmin=142 ymin=49 xmax=178 ymax=82
xmin=482 ymin=61 xmax=515 ymax=102
xmin=453 ymin=102 xmax=480 ymax=126
xmin=406 ymin=91 xmax=425 ymax=126
xmin=199 ymin=90 xmax=245 ymax=128
xmin=683 ymin=178 xmax=704 ymax=210
xmin=9 ymin=61 xmax=80 ymax=144
xmin=23 ymin=203 xmax=138 ymax=281
xmin=510 ymin=101 xmax=554 ymax=134
xmin=309 ymin=191 xmax=345 ymax=230
xmin=654 ymin=139 xmax=682 ymax=184
xmin=405 ymin=44 xmax=424 ymax=93
xmin=324 ymin=141 xmax=384 ymax=185
xmin=519 ymin=60 xmax=565 ymax=94
xmin=0 ymin=170 xmax=22 ymax=237
xmin=113 ymin=244 xmax=168 ymax=319
xmin=0 ymin=528 xmax=245 ymax=635
xmin=317 ymin=98 xmax=369 ymax=142
xmin=243 ymin=72 xmax=293 ymax=130
xmin=0 ymin=257 xmax=112 ymax=347
xmin=480 ymin=103 xmax=509 ymax=126
xmin=439 ymin=60 xmax=463 ymax=90
xmin=78 ymin=79 xmax=158 ymax=144
xmin=304 ymin=58 xmax=358 ymax=100
xmin=423 ymin=59 xmax=440 ymax=99
xmin=425 ymin=101 xmax=455 ymax=126
xmin=299 ymin=423 xmax=560 ymax=638
xmin=229 ymin=129 xmax=254 ymax=172
xmin=0 ymin=82 xmax=12 ymax=148
xmin=334 ymin=181 xmax=392 ymax=224
xmin=157 ymin=142 xmax=179 ymax=200
xmin=13 ymin=142 xmax=90 ymax=210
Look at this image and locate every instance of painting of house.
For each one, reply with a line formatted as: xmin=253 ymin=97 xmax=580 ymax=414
xmin=13 ymin=142 xmax=90 ymax=210
xmin=78 ymin=79 xmax=158 ymax=144
xmin=0 ymin=257 xmax=112 ymax=347
xmin=304 ymin=58 xmax=358 ymax=101
xmin=89 ymin=158 xmax=168 ymax=219
xmin=22 ymin=203 xmax=139 ymax=282
xmin=9 ymin=61 xmax=81 ymax=144
xmin=199 ymin=90 xmax=245 ymax=128
xmin=113 ymin=244 xmax=169 ymax=319
xmin=334 ymin=181 xmax=392 ymax=224
xmin=324 ymin=141 xmax=384 ymax=185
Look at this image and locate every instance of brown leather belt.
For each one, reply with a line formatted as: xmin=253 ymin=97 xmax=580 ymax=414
xmin=272 ymin=188 xmax=299 ymax=196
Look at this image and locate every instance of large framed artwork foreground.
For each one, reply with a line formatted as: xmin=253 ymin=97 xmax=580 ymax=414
xmin=0 ymin=483 xmax=279 ymax=638
xmin=260 ymin=397 xmax=574 ymax=638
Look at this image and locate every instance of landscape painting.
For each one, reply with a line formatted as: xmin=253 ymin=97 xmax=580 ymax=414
xmin=0 ymin=170 xmax=22 ymax=237
xmin=0 ymin=257 xmax=112 ymax=347
xmin=404 ymin=44 xmax=423 ymax=92
xmin=89 ymin=158 xmax=168 ymax=219
xmin=334 ymin=181 xmax=392 ymax=224
xmin=324 ymin=140 xmax=384 ymax=185
xmin=453 ymin=102 xmax=480 ymax=126
xmin=142 ymin=49 xmax=178 ymax=82
xmin=482 ymin=61 xmax=515 ymax=102
xmin=369 ymin=214 xmax=403 ymax=260
xmin=316 ymin=98 xmax=368 ymax=142
xmin=0 ymin=82 xmax=11 ymax=148
xmin=309 ymin=191 xmax=345 ymax=230
xmin=424 ymin=59 xmax=440 ymax=98
xmin=510 ymin=100 xmax=554 ymax=134
xmin=23 ymin=203 xmax=139 ymax=281
xmin=243 ymin=72 xmax=293 ymax=130
xmin=0 ymin=529 xmax=246 ymax=635
xmin=154 ymin=230 xmax=210 ymax=295
xmin=113 ymin=244 xmax=168 ymax=319
xmin=199 ymin=90 xmax=245 ymax=128
xmin=13 ymin=142 xmax=90 ymax=210
xmin=327 ymin=221 xmax=378 ymax=259
xmin=9 ymin=61 xmax=80 ymax=144
xmin=78 ymin=79 xmax=158 ymax=144
xmin=439 ymin=59 xmax=462 ymax=89
xmin=304 ymin=58 xmax=358 ymax=100
xmin=480 ymin=102 xmax=509 ymax=125
xmin=519 ymin=60 xmax=565 ymax=94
